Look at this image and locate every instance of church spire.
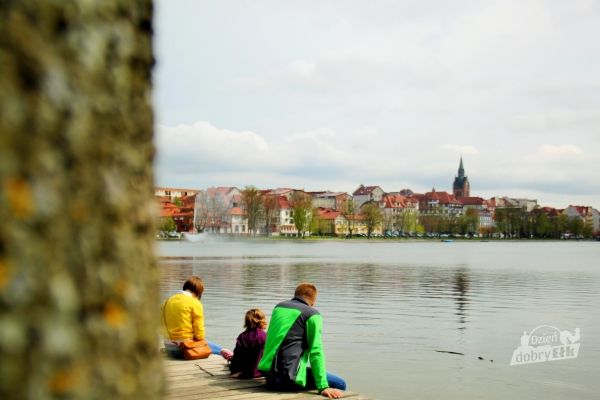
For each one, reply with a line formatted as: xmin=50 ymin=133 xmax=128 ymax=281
xmin=453 ymin=157 xmax=470 ymax=199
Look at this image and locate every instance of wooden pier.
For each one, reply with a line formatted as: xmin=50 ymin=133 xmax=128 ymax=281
xmin=164 ymin=355 xmax=371 ymax=399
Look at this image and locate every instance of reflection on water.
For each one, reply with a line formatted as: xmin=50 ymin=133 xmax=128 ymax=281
xmin=454 ymin=268 xmax=469 ymax=328
xmin=159 ymin=240 xmax=600 ymax=400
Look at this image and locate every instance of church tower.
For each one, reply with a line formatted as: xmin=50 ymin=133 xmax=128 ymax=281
xmin=452 ymin=157 xmax=470 ymax=199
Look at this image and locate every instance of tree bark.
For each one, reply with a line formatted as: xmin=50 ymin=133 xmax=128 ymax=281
xmin=0 ymin=1 xmax=161 ymax=399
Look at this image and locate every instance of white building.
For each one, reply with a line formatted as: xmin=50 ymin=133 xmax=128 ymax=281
xmin=563 ymin=205 xmax=600 ymax=233
xmin=353 ymin=185 xmax=385 ymax=207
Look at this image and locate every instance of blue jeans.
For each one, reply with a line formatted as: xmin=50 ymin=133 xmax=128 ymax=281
xmin=307 ymin=368 xmax=347 ymax=391
xmin=207 ymin=341 xmax=222 ymax=354
xmin=267 ymin=368 xmax=347 ymax=391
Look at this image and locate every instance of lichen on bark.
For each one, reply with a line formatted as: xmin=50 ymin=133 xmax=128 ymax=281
xmin=0 ymin=1 xmax=162 ymax=399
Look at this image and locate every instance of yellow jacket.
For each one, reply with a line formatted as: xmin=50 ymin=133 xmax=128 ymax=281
xmin=162 ymin=292 xmax=205 ymax=341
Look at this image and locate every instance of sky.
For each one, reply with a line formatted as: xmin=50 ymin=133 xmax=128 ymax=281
xmin=153 ymin=0 xmax=600 ymax=209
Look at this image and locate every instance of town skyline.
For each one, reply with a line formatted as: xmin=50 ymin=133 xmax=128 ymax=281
xmin=154 ymin=1 xmax=600 ymax=210
xmin=153 ymin=156 xmax=597 ymax=210
xmin=156 ymin=167 xmax=599 ymax=239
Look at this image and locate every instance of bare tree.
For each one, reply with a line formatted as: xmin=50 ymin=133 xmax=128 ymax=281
xmin=340 ymin=198 xmax=357 ymax=237
xmin=262 ymin=193 xmax=279 ymax=235
xmin=194 ymin=191 xmax=210 ymax=232
xmin=291 ymin=191 xmax=312 ymax=238
xmin=360 ymin=202 xmax=383 ymax=238
xmin=241 ymin=186 xmax=263 ymax=235
xmin=193 ymin=190 xmax=227 ymax=233
xmin=208 ymin=193 xmax=228 ymax=232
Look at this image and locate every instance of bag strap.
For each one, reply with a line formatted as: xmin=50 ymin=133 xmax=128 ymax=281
xmin=162 ymin=296 xmax=174 ymax=342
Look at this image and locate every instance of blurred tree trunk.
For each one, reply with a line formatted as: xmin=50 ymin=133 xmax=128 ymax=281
xmin=0 ymin=1 xmax=161 ymax=399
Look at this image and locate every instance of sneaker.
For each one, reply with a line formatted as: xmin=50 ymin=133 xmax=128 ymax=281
xmin=220 ymin=348 xmax=233 ymax=362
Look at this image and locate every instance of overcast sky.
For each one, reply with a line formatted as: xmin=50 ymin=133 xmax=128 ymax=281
xmin=153 ymin=0 xmax=600 ymax=208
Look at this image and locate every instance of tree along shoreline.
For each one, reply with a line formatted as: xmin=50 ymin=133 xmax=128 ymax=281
xmin=156 ymin=235 xmax=598 ymax=243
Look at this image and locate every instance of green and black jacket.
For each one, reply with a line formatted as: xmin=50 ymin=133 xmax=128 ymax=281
xmin=258 ymin=297 xmax=328 ymax=391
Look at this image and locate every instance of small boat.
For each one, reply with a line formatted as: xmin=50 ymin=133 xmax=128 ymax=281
xmin=441 ymin=239 xmax=454 ymax=243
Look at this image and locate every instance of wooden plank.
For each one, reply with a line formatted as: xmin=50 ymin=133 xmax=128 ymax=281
xmin=166 ymin=377 xmax=264 ymax=393
xmin=163 ymin=356 xmax=370 ymax=400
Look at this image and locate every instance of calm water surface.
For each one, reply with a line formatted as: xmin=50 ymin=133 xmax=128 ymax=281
xmin=158 ymin=239 xmax=600 ymax=400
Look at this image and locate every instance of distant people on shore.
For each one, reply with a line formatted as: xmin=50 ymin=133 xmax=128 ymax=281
xmin=220 ymin=308 xmax=268 ymax=378
xmin=161 ymin=276 xmax=221 ymax=358
xmin=259 ymin=282 xmax=346 ymax=399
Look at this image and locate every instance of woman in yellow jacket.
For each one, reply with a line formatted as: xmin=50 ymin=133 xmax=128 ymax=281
xmin=162 ymin=276 xmax=221 ymax=357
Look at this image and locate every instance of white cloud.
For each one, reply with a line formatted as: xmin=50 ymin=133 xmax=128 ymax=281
xmin=154 ymin=1 xmax=600 ymax=208
xmin=155 ymin=122 xmax=358 ymax=177
xmin=156 ymin=122 xmax=271 ymax=171
xmin=155 ymin=120 xmax=600 ymax=208
xmin=537 ymin=144 xmax=584 ymax=158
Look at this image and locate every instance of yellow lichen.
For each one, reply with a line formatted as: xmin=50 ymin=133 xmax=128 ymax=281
xmin=114 ymin=279 xmax=129 ymax=296
xmin=5 ymin=178 xmax=34 ymax=218
xmin=48 ymin=367 xmax=78 ymax=394
xmin=0 ymin=259 xmax=11 ymax=291
xmin=103 ymin=301 xmax=127 ymax=328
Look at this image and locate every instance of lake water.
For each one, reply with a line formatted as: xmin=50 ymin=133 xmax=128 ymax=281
xmin=158 ymin=239 xmax=600 ymax=400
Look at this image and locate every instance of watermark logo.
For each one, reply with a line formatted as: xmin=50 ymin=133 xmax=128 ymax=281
xmin=510 ymin=325 xmax=580 ymax=366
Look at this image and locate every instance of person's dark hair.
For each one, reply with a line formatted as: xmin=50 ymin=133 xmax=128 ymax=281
xmin=244 ymin=308 xmax=267 ymax=330
xmin=183 ymin=276 xmax=204 ymax=298
xmin=294 ymin=282 xmax=317 ymax=303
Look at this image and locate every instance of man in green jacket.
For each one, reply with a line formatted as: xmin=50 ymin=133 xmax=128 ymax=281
xmin=258 ymin=283 xmax=345 ymax=399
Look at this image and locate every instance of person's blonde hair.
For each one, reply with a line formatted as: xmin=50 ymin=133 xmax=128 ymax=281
xmin=244 ymin=308 xmax=267 ymax=330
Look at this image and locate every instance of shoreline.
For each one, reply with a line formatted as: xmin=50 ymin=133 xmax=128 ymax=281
xmin=156 ymin=235 xmax=598 ymax=243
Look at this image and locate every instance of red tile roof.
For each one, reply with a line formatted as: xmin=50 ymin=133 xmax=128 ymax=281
xmin=229 ymin=207 xmax=245 ymax=216
xmin=160 ymin=208 xmax=175 ymax=217
xmin=314 ymin=192 xmax=349 ymax=198
xmin=353 ymin=185 xmax=383 ymax=196
xmin=181 ymin=194 xmax=197 ymax=208
xmin=459 ymin=196 xmax=485 ymax=206
xmin=536 ymin=207 xmax=560 ymax=217
xmin=206 ymin=187 xmax=235 ymax=198
xmin=423 ymin=190 xmax=459 ymax=204
xmin=277 ymin=196 xmax=291 ymax=209
xmin=156 ymin=195 xmax=172 ymax=205
xmin=380 ymin=194 xmax=416 ymax=208
xmin=316 ymin=207 xmax=342 ymax=220
xmin=155 ymin=187 xmax=199 ymax=193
